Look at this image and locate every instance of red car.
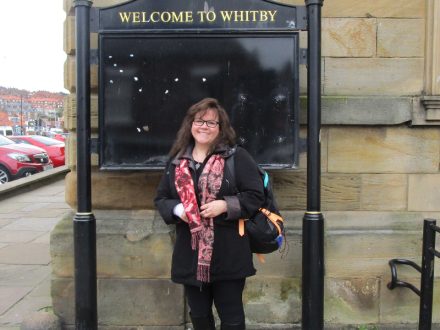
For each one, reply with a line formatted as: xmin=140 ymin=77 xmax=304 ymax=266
xmin=45 ymin=132 xmax=68 ymax=142
xmin=52 ymin=133 xmax=67 ymax=142
xmin=9 ymin=135 xmax=65 ymax=167
xmin=0 ymin=135 xmax=53 ymax=184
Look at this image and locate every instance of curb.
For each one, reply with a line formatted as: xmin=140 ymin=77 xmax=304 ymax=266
xmin=0 ymin=165 xmax=70 ymax=200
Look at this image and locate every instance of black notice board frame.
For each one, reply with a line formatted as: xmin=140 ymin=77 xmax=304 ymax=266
xmin=98 ymin=32 xmax=300 ymax=170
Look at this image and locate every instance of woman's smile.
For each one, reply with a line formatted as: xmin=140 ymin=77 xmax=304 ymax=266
xmin=191 ymin=109 xmax=220 ymax=147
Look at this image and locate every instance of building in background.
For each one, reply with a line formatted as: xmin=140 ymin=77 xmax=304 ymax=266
xmin=0 ymin=87 xmax=65 ymax=135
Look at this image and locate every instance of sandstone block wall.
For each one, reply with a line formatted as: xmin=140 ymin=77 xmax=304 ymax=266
xmin=53 ymin=0 xmax=440 ymax=328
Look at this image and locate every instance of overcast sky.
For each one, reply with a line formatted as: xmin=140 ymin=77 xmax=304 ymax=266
xmin=0 ymin=0 xmax=67 ymax=93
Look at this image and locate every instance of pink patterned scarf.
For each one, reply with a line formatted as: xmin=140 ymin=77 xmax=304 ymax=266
xmin=175 ymin=154 xmax=224 ymax=282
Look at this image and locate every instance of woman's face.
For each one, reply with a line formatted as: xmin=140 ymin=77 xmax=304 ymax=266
xmin=191 ymin=109 xmax=220 ymax=148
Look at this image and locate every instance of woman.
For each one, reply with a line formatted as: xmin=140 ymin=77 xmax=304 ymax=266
xmin=154 ymin=98 xmax=264 ymax=330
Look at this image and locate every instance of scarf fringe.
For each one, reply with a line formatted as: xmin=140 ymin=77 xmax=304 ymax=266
xmin=197 ymin=264 xmax=211 ymax=283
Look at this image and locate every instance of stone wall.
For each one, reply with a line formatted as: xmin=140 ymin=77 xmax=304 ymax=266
xmin=53 ymin=0 xmax=440 ymax=328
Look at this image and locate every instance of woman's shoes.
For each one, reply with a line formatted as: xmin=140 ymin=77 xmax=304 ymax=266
xmin=189 ymin=312 xmax=246 ymax=330
xmin=190 ymin=313 xmax=216 ymax=330
xmin=220 ymin=322 xmax=245 ymax=330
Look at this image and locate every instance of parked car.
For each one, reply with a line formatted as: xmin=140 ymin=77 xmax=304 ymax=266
xmin=51 ymin=132 xmax=68 ymax=142
xmin=9 ymin=135 xmax=65 ymax=167
xmin=0 ymin=126 xmax=13 ymax=136
xmin=0 ymin=135 xmax=53 ymax=184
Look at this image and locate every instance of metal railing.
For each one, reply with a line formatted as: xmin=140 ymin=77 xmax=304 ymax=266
xmin=388 ymin=219 xmax=439 ymax=330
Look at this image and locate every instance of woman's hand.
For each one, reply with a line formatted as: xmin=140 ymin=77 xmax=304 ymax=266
xmin=173 ymin=203 xmax=189 ymax=223
xmin=200 ymin=200 xmax=227 ymax=218
xmin=180 ymin=212 xmax=189 ymax=223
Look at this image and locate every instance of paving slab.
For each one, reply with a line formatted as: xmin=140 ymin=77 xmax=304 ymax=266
xmin=8 ymin=196 xmax=66 ymax=204
xmin=39 ymin=187 xmax=65 ymax=196
xmin=0 ymin=296 xmax=52 ymax=325
xmin=19 ymin=203 xmax=52 ymax=212
xmin=0 ymin=265 xmax=50 ymax=287
xmin=0 ymin=287 xmax=33 ymax=315
xmin=28 ymin=276 xmax=51 ymax=298
xmin=0 ymin=231 xmax=46 ymax=244
xmin=0 ymin=213 xmax=22 ymax=220
xmin=0 ymin=219 xmax=16 ymax=228
xmin=32 ymin=232 xmax=50 ymax=244
xmin=43 ymin=202 xmax=71 ymax=210
xmin=2 ymin=219 xmax=59 ymax=232
xmin=0 ymin=243 xmax=50 ymax=265
xmin=26 ymin=208 xmax=69 ymax=218
xmin=0 ymin=203 xmax=28 ymax=213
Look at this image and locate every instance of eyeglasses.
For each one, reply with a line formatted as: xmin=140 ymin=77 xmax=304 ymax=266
xmin=192 ymin=119 xmax=219 ymax=128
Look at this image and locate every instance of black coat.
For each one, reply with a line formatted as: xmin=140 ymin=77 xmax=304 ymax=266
xmin=154 ymin=145 xmax=265 ymax=287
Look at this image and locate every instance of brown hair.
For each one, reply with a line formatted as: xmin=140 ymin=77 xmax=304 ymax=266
xmin=169 ymin=98 xmax=236 ymax=157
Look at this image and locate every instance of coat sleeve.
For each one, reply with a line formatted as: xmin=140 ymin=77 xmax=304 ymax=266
xmin=154 ymin=165 xmax=182 ymax=225
xmin=224 ymin=147 xmax=265 ymax=220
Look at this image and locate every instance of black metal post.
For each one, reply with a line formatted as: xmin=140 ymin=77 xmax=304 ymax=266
xmin=73 ymin=1 xmax=97 ymax=329
xmin=302 ymin=1 xmax=324 ymax=329
xmin=418 ymin=219 xmax=436 ymax=330
xmin=20 ymin=95 xmax=24 ymax=134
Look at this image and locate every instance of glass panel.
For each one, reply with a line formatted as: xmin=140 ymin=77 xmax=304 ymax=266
xmin=100 ymin=34 xmax=298 ymax=169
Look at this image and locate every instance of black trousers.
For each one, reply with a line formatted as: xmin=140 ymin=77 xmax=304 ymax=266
xmin=184 ymin=278 xmax=246 ymax=325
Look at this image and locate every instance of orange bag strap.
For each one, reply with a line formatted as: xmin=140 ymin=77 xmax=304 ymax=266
xmin=255 ymin=254 xmax=265 ymax=263
xmin=259 ymin=208 xmax=283 ymax=235
xmin=238 ymin=219 xmax=245 ymax=236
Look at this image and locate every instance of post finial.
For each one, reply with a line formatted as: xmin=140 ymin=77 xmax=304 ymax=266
xmin=305 ymin=0 xmax=323 ymax=6
xmin=73 ymin=0 xmax=93 ymax=8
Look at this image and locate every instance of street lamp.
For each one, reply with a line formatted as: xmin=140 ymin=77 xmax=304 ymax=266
xmin=20 ymin=95 xmax=23 ymax=135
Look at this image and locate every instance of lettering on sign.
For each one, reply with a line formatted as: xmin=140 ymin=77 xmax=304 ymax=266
xmin=118 ymin=10 xmax=278 ymax=24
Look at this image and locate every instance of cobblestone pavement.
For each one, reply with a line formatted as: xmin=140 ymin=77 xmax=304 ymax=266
xmin=0 ymin=179 xmax=70 ymax=329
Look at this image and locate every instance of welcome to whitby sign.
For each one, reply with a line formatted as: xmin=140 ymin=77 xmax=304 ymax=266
xmin=118 ymin=10 xmax=277 ymax=24
xmin=96 ymin=0 xmax=306 ymax=31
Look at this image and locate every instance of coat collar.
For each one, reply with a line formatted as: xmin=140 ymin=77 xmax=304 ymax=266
xmin=171 ymin=143 xmax=236 ymax=166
